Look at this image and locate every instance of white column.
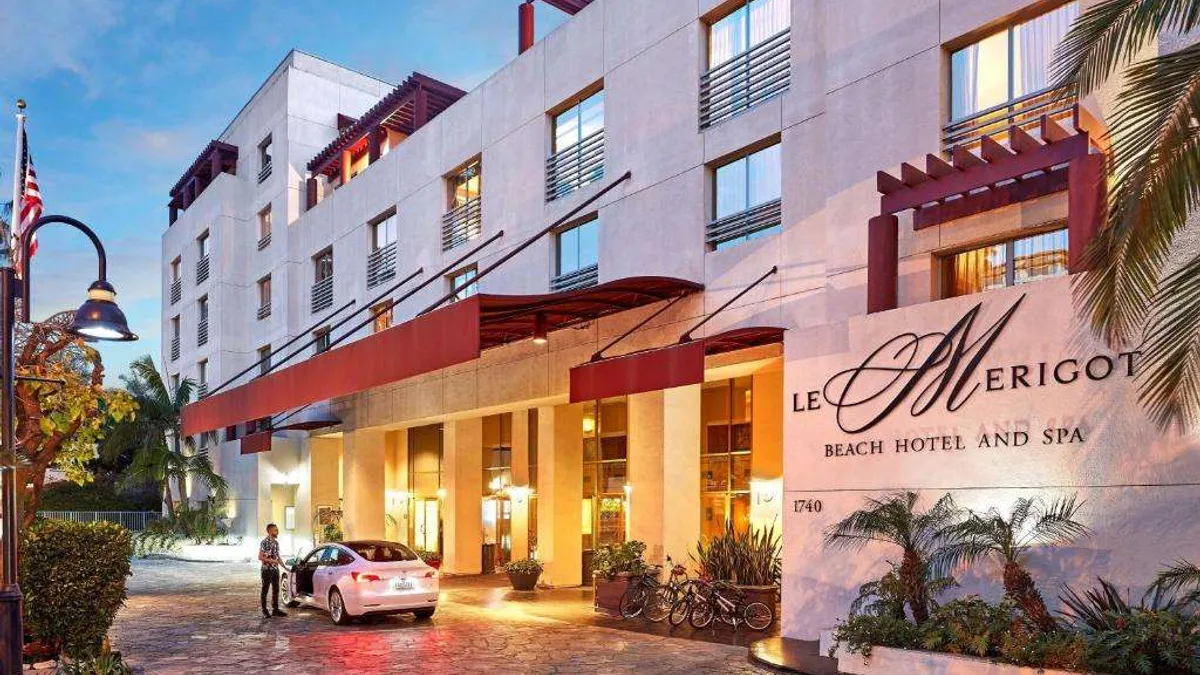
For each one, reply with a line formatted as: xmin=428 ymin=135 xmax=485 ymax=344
xmin=342 ymin=429 xmax=386 ymax=540
xmin=663 ymin=385 xmax=701 ymax=565
xmin=538 ymin=404 xmax=583 ymax=586
xmin=627 ymin=391 xmax=665 ymax=565
xmin=442 ymin=418 xmax=483 ymax=574
xmin=511 ymin=410 xmax=531 ymax=561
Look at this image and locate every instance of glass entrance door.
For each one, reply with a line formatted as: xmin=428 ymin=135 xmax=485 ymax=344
xmin=414 ymin=498 xmax=440 ymax=552
xmin=482 ymin=496 xmax=512 ymax=571
xmin=408 ymin=424 xmax=444 ymax=555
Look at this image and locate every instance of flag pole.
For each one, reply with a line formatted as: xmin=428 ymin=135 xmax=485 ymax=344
xmin=5 ymin=100 xmax=22 ymax=267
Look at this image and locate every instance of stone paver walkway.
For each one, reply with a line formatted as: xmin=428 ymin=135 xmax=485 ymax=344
xmin=111 ymin=560 xmax=766 ymax=674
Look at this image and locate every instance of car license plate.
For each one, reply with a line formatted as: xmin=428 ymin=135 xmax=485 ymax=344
xmin=391 ymin=577 xmax=413 ymax=591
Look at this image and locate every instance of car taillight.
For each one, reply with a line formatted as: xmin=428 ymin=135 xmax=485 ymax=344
xmin=424 ymin=570 xmax=437 ymax=578
xmin=351 ymin=571 xmax=380 ymax=583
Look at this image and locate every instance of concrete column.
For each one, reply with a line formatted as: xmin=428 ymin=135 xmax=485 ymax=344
xmin=663 ymin=385 xmax=701 ymax=566
xmin=627 ymin=391 xmax=665 ymax=565
xmin=384 ymin=430 xmax=409 ymax=544
xmin=511 ymin=410 xmax=531 ymax=561
xmin=342 ymin=429 xmax=386 ymax=540
xmin=442 ymin=418 xmax=483 ymax=574
xmin=538 ymin=404 xmax=583 ymax=586
xmin=751 ymin=369 xmax=784 ymax=532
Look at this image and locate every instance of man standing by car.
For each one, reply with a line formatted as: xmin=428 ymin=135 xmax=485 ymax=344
xmin=259 ymin=523 xmax=288 ymax=618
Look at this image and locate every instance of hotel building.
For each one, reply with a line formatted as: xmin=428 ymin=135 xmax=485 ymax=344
xmin=163 ymin=0 xmax=1198 ymax=639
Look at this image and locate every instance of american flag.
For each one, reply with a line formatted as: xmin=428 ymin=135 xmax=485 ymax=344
xmin=15 ymin=127 xmax=40 ymax=272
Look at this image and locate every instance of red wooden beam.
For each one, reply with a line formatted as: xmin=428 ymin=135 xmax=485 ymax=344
xmin=913 ymin=167 xmax=1068 ymax=230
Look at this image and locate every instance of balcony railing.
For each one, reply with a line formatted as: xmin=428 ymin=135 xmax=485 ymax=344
xmin=170 ymin=336 xmax=180 ymax=361
xmin=257 ymin=303 xmax=271 ymax=320
xmin=699 ymin=29 xmax=791 ymax=130
xmin=196 ymin=256 xmax=210 ymax=284
xmin=546 ymin=129 xmax=605 ymax=202
xmin=311 ymin=276 xmax=334 ymax=313
xmin=942 ymin=86 xmax=1078 ymax=152
xmin=169 ymin=279 xmax=181 ymax=304
xmin=257 ymin=232 xmax=271 ymax=250
xmin=366 ymin=242 xmax=397 ymax=289
xmin=442 ymin=197 xmax=482 ymax=251
xmin=550 ymin=263 xmax=598 ymax=292
xmin=706 ymin=198 xmax=783 ymax=249
xmin=258 ymin=159 xmax=272 ymax=184
xmin=197 ymin=319 xmax=208 ymax=347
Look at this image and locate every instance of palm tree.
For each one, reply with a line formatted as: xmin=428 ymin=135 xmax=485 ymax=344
xmin=824 ymin=492 xmax=962 ymax=623
xmin=1146 ymin=559 xmax=1200 ymax=605
xmin=1052 ymin=0 xmax=1200 ymax=429
xmin=101 ymin=355 xmax=227 ymax=516
xmin=935 ymin=496 xmax=1091 ymax=631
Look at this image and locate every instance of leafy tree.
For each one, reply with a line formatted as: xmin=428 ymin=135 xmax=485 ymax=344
xmin=824 ymin=492 xmax=962 ymax=623
xmin=936 ymin=496 xmax=1091 ymax=631
xmin=1053 ymin=0 xmax=1200 ymax=428
xmin=101 ymin=355 xmax=226 ymax=516
xmin=14 ymin=312 xmax=136 ymax=525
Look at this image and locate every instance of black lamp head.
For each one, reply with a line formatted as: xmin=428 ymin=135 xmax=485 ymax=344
xmin=68 ymin=280 xmax=138 ymax=342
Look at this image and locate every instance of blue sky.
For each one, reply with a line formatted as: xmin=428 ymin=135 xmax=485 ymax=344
xmin=0 ymin=0 xmax=566 ymax=382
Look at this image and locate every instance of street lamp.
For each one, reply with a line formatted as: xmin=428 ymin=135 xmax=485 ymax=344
xmin=1 ymin=214 xmax=136 ymax=674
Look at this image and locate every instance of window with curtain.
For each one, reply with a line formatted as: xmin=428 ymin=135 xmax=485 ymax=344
xmin=450 ymin=161 xmax=481 ymax=209
xmin=712 ymin=143 xmax=782 ymax=249
xmin=949 ymin=2 xmax=1079 ymax=121
xmin=708 ymin=0 xmax=791 ymax=68
xmin=313 ymin=248 xmax=333 ymax=282
xmin=371 ymin=212 xmax=397 ymax=250
xmin=258 ymin=276 xmax=271 ymax=309
xmin=372 ymin=302 xmax=393 ymax=333
xmin=945 ymin=228 xmax=1068 ymax=297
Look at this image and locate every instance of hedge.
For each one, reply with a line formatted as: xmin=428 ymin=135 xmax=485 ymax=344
xmin=20 ymin=518 xmax=132 ymax=658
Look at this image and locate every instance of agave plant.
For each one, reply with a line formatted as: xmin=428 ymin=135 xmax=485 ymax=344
xmin=825 ymin=492 xmax=962 ymax=623
xmin=935 ymin=496 xmax=1091 ymax=631
xmin=691 ymin=522 xmax=782 ymax=586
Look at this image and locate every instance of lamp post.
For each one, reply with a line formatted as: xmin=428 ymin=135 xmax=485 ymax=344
xmin=0 ymin=214 xmax=137 ymax=674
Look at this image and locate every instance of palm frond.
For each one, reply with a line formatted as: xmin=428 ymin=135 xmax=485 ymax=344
xmin=1146 ymin=559 xmax=1200 ymax=604
xmin=1018 ymin=496 xmax=1092 ymax=550
xmin=1136 ymin=253 xmax=1200 ymax=427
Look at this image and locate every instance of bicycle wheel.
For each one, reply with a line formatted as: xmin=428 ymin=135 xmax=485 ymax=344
xmin=619 ymin=584 xmax=649 ymax=619
xmin=644 ymin=586 xmax=674 ymax=623
xmin=743 ymin=601 xmax=774 ymax=631
xmin=689 ymin=598 xmax=715 ymax=629
xmin=668 ymin=594 xmax=692 ymax=627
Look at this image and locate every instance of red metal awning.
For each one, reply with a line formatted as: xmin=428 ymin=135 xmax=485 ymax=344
xmin=240 ymin=418 xmax=341 ymax=455
xmin=181 ymin=276 xmax=701 ymax=436
xmin=569 ymin=326 xmax=784 ymax=402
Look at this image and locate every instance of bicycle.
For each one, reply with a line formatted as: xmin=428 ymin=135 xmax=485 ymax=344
xmin=688 ymin=580 xmax=773 ymax=631
xmin=668 ymin=575 xmax=708 ymax=627
xmin=641 ymin=558 xmax=689 ymax=622
xmin=618 ymin=565 xmax=662 ymax=619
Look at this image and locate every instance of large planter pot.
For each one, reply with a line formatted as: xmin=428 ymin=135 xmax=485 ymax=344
xmin=593 ymin=571 xmax=657 ymax=615
xmin=821 ymin=633 xmax=1090 ymax=675
xmin=736 ymin=584 xmax=779 ymax=611
xmin=508 ymin=570 xmax=541 ymax=591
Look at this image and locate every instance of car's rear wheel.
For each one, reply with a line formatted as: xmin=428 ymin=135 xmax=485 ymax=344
xmin=281 ymin=575 xmax=299 ymax=608
xmin=329 ymin=588 xmax=353 ymax=625
xmin=413 ymin=607 xmax=435 ymax=620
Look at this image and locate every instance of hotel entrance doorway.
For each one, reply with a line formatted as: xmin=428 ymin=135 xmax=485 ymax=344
xmin=408 ymin=424 xmax=443 ymax=556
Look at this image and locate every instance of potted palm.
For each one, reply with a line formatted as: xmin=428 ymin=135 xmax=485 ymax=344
xmin=504 ymin=558 xmax=543 ymax=591
xmin=592 ymin=540 xmax=650 ymax=615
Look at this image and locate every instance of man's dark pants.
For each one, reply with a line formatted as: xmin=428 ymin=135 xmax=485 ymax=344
xmin=261 ymin=567 xmax=279 ymax=612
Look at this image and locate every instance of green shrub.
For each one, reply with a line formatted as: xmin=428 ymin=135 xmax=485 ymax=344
xmin=21 ymin=519 xmax=132 ymax=658
xmin=169 ymin=500 xmax=227 ymax=544
xmin=39 ymin=479 xmax=157 ymax=512
xmin=591 ymin=540 xmax=648 ymax=580
xmin=920 ymin=596 xmax=1016 ymax=658
xmin=131 ymin=527 xmax=182 ymax=557
xmin=57 ymin=640 xmax=132 ymax=675
xmin=504 ymin=558 xmax=544 ymax=575
xmin=828 ymin=613 xmax=922 ymax=659
xmin=998 ymin=627 xmax=1089 ymax=672
xmin=1083 ymin=608 xmax=1200 ymax=675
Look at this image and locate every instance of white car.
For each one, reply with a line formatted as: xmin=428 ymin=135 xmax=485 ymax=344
xmin=281 ymin=540 xmax=439 ymax=625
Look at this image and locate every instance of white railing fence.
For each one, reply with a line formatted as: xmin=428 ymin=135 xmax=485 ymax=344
xmin=39 ymin=510 xmax=163 ymax=531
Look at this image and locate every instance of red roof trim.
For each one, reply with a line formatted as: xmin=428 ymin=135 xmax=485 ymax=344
xmin=542 ymin=0 xmax=594 ymax=14
xmin=169 ymin=140 xmax=238 ymax=203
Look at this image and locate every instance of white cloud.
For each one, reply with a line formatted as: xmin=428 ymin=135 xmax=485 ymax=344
xmin=0 ymin=0 xmax=121 ymax=94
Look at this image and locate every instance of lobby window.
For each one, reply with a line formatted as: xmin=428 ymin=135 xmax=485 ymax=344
xmin=582 ymin=398 xmax=628 ymax=553
xmin=197 ymin=295 xmax=209 ymax=347
xmin=700 ymin=377 xmax=754 ymax=539
xmin=170 ymin=316 xmax=180 ymax=361
xmin=710 ymin=143 xmax=782 ymax=250
xmin=258 ymin=134 xmax=273 ymax=183
xmin=702 ymin=0 xmax=791 ymax=129
xmin=547 ymin=89 xmax=605 ymax=201
xmin=443 ymin=160 xmax=482 ymax=250
xmin=257 ymin=205 xmax=272 ymax=249
xmin=312 ymin=247 xmax=334 ymax=313
xmin=482 ymin=414 xmax=514 ymax=569
xmin=946 ymin=2 xmax=1079 ymax=149
xmin=552 ymin=218 xmax=599 ymax=291
xmin=257 ymin=275 xmax=271 ymax=320
xmin=367 ymin=209 xmax=398 ymax=288
xmin=943 ymin=227 xmax=1068 ymax=298
xmin=448 ymin=265 xmax=478 ymax=302
xmin=196 ymin=231 xmax=210 ymax=284
xmin=313 ymin=326 xmax=332 ymax=355
xmin=169 ymin=257 xmax=182 ymax=304
xmin=257 ymin=345 xmax=272 ymax=377
xmin=372 ymin=301 xmax=394 ymax=333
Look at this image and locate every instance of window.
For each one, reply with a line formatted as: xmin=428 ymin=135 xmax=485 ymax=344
xmin=582 ymin=399 xmax=628 ymax=552
xmin=708 ymin=0 xmax=791 ymax=67
xmin=314 ymin=248 xmax=333 ymax=282
xmin=257 ymin=345 xmax=272 ymax=377
xmin=943 ymin=227 xmax=1068 ymax=298
xmin=547 ymin=90 xmax=605 ymax=200
xmin=950 ymin=2 xmax=1078 ymax=122
xmin=314 ymin=327 xmax=332 ymax=354
xmin=710 ymin=143 xmax=782 ymax=249
xmin=258 ymin=205 xmax=272 ymax=247
xmin=554 ymin=90 xmax=605 ymax=153
xmin=700 ymin=378 xmax=754 ymax=539
xmin=345 ymin=542 xmax=419 ymax=562
xmin=197 ymin=359 xmax=208 ymax=389
xmin=448 ymin=266 xmax=478 ymax=302
xmin=197 ymin=231 xmax=210 ymax=258
xmin=170 ymin=374 xmax=180 ymax=391
xmin=702 ymin=0 xmax=791 ymax=129
xmin=170 ymin=257 xmax=181 ymax=282
xmin=198 ymin=296 xmax=208 ymax=323
xmin=312 ymin=248 xmax=334 ymax=313
xmin=553 ymin=218 xmax=599 ymax=290
xmin=258 ymin=135 xmax=273 ymax=182
xmin=367 ymin=210 xmax=398 ymax=288
xmin=450 ymin=161 xmax=481 ymax=209
xmin=371 ymin=212 xmax=397 ymax=250
xmin=171 ymin=316 xmax=180 ymax=339
xmin=444 ymin=161 xmax=483 ymax=250
xmin=196 ymin=232 xmax=211 ymax=284
xmin=169 ymin=257 xmax=182 ymax=304
xmin=257 ymin=276 xmax=271 ymax=319
xmin=372 ymin=302 xmax=394 ymax=333
xmin=197 ymin=296 xmax=209 ymax=346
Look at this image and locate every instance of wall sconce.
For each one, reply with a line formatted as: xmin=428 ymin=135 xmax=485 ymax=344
xmin=582 ymin=415 xmax=596 ymax=434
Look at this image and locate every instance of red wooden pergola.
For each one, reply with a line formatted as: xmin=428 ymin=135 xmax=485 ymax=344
xmin=866 ymin=111 xmax=1105 ymax=313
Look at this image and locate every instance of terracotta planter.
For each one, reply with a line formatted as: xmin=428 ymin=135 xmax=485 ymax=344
xmin=508 ymin=570 xmax=541 ymax=591
xmin=593 ymin=571 xmax=655 ymax=615
xmin=737 ymin=585 xmax=779 ymax=614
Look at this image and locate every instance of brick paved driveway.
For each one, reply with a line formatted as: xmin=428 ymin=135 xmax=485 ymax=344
xmin=110 ymin=560 xmax=766 ymax=674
